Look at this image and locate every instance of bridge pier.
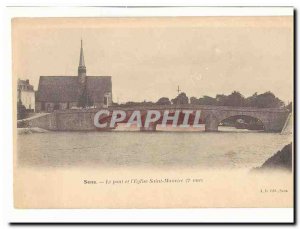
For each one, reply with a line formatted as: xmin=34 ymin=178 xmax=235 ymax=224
xmin=260 ymin=114 xmax=288 ymax=132
xmin=263 ymin=121 xmax=282 ymax=132
xmin=205 ymin=114 xmax=219 ymax=132
xmin=205 ymin=125 xmax=218 ymax=132
xmin=140 ymin=123 xmax=157 ymax=132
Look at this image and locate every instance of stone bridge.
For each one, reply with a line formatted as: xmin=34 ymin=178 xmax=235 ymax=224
xmin=22 ymin=104 xmax=290 ymax=132
xmin=103 ymin=105 xmax=289 ymax=132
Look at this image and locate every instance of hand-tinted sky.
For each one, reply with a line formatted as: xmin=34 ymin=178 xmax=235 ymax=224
xmin=13 ymin=17 xmax=293 ymax=103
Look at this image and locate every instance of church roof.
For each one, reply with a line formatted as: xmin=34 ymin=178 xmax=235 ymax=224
xmin=36 ymin=76 xmax=112 ymax=103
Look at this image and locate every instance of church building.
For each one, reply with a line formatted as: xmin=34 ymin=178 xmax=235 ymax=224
xmin=35 ymin=40 xmax=112 ymax=112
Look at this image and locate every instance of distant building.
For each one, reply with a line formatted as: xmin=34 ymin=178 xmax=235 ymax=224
xmin=35 ymin=40 xmax=112 ymax=112
xmin=17 ymin=79 xmax=35 ymax=111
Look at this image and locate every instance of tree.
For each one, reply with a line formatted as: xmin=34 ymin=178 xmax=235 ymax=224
xmin=122 ymin=101 xmax=155 ymax=107
xmin=117 ymin=90 xmax=285 ymax=109
xmin=245 ymin=92 xmax=258 ymax=107
xmin=198 ymin=96 xmax=217 ymax=105
xmin=190 ymin=97 xmax=199 ymax=105
xmin=224 ymin=91 xmax=245 ymax=107
xmin=156 ymin=97 xmax=171 ymax=105
xmin=124 ymin=101 xmax=139 ymax=106
xmin=246 ymin=91 xmax=284 ymax=108
xmin=216 ymin=94 xmax=227 ymax=106
xmin=215 ymin=91 xmax=246 ymax=107
xmin=171 ymin=92 xmax=189 ymax=105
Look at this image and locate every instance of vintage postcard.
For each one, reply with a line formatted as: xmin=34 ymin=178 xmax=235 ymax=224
xmin=13 ymin=11 xmax=294 ymax=211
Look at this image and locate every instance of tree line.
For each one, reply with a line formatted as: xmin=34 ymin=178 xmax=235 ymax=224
xmin=118 ymin=91 xmax=291 ymax=109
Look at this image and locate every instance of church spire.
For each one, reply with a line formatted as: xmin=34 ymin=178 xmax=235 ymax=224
xmin=78 ymin=39 xmax=86 ymax=83
xmin=79 ymin=39 xmax=85 ymax=67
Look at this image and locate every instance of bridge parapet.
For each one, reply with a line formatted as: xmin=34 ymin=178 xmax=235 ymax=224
xmin=107 ymin=104 xmax=288 ymax=113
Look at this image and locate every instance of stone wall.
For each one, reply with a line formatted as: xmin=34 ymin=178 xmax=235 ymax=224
xmin=55 ymin=110 xmax=97 ymax=131
xmin=23 ymin=113 xmax=57 ymax=130
xmin=22 ymin=110 xmax=98 ymax=131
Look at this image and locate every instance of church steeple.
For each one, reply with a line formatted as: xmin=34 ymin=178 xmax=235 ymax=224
xmin=79 ymin=39 xmax=85 ymax=67
xmin=78 ymin=39 xmax=86 ymax=83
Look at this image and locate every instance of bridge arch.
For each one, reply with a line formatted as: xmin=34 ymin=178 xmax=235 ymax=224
xmin=218 ymin=114 xmax=265 ymax=131
xmin=203 ymin=110 xmax=269 ymax=132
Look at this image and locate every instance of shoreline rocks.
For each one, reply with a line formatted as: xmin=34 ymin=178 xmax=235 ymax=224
xmin=253 ymin=143 xmax=292 ymax=172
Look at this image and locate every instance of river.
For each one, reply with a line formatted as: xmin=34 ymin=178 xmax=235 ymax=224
xmin=17 ymin=127 xmax=292 ymax=169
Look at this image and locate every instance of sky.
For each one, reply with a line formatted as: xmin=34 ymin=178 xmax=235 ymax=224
xmin=12 ymin=17 xmax=293 ymax=104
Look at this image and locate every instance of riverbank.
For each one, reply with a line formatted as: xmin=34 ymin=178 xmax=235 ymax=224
xmin=253 ymin=143 xmax=292 ymax=172
xmin=17 ymin=127 xmax=48 ymax=134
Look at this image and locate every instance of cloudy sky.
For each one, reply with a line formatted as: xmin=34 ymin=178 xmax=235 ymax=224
xmin=13 ymin=17 xmax=293 ymax=103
